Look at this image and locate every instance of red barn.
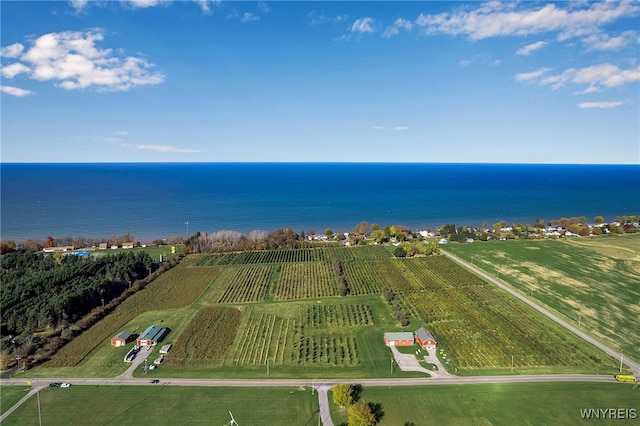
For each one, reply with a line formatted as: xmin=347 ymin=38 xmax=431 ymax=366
xmin=111 ymin=331 xmax=132 ymax=347
xmin=415 ymin=327 xmax=437 ymax=350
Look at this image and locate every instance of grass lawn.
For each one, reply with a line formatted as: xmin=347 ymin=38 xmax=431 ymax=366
xmin=3 ymin=385 xmax=317 ymax=426
xmin=0 ymin=386 xmax=31 ymax=416
xmin=329 ymin=382 xmax=640 ymax=425
xmin=441 ymin=234 xmax=640 ymax=363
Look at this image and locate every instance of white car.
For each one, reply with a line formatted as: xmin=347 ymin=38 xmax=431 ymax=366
xmin=60 ymin=383 xmax=71 ymax=388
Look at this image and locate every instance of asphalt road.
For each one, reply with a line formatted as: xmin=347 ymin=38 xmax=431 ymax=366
xmin=440 ymin=249 xmax=640 ymax=376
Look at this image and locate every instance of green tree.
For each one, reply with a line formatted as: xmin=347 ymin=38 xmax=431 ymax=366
xmin=393 ymin=246 xmax=407 ymax=258
xmin=371 ymin=223 xmax=380 ymax=232
xmin=325 ymin=228 xmax=333 ymax=237
xmin=348 ymin=401 xmax=376 ymax=426
xmin=592 ymin=226 xmax=603 ymax=235
xmin=332 ymin=383 xmax=353 ymax=408
xmin=370 ymin=230 xmax=386 ymax=244
xmin=594 ymin=216 xmax=604 ymax=224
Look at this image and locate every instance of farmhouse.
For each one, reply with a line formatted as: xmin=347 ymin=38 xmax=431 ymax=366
xmin=111 ymin=331 xmax=133 ymax=347
xmin=122 ymin=242 xmax=134 ymax=249
xmin=137 ymin=325 xmax=168 ymax=346
xmin=384 ymin=332 xmax=415 ymax=346
xmin=415 ymin=327 xmax=437 ymax=350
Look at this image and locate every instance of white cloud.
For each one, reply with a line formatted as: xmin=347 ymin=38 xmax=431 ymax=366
xmin=414 ymin=1 xmax=640 ymax=44
xmin=7 ymin=30 xmax=164 ymax=92
xmin=1 ymin=43 xmax=24 ymax=58
xmin=129 ymin=144 xmax=199 ymax=153
xmin=518 ymin=63 xmax=640 ymax=92
xmin=69 ymin=0 xmax=88 ymax=12
xmin=516 ymin=41 xmax=547 ymax=56
xmin=382 ymin=18 xmax=413 ymax=39
xmin=1 ymin=62 xmax=31 ymax=78
xmin=240 ymin=12 xmax=260 ymax=23
xmin=1 ymin=85 xmax=33 ymax=97
xmin=308 ymin=11 xmax=348 ymax=26
xmin=514 ymin=67 xmax=551 ymax=82
xmin=577 ymin=101 xmax=624 ymax=109
xmin=372 ymin=125 xmax=408 ymax=131
xmin=257 ymin=2 xmax=270 ymax=14
xmin=351 ymin=17 xmax=376 ymax=34
xmin=583 ymin=30 xmax=637 ymax=51
xmin=126 ymin=0 xmax=161 ymax=8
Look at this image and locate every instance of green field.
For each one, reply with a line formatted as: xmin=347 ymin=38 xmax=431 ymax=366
xmin=441 ymin=234 xmax=640 ymax=363
xmin=4 ymin=383 xmax=637 ymax=425
xmin=0 ymin=386 xmax=31 ymax=416
xmin=27 ymin=244 xmax=626 ymax=379
xmin=2 ymin=386 xmax=317 ymax=426
xmin=329 ymin=382 xmax=639 ymax=425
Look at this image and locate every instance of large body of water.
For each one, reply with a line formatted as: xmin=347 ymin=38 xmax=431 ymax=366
xmin=1 ymin=163 xmax=638 ymax=242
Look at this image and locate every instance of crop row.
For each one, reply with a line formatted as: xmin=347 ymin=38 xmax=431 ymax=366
xmin=292 ymin=332 xmax=359 ymax=366
xmin=216 ymin=266 xmax=272 ymax=303
xmin=45 ymin=265 xmax=219 ymax=367
xmin=192 ymin=246 xmax=393 ymax=267
xmin=164 ymin=307 xmax=242 ymax=366
xmin=407 ymin=282 xmax=605 ymax=368
xmin=404 ymin=257 xmax=488 ymax=291
xmin=271 ymin=262 xmax=337 ymax=300
xmin=340 ymin=260 xmax=393 ymax=295
xmin=303 ymin=304 xmax=374 ymax=328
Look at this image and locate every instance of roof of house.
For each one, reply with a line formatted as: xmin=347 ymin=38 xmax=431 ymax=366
xmin=139 ymin=325 xmax=167 ymax=342
xmin=384 ymin=332 xmax=415 ymax=341
xmin=113 ymin=331 xmax=131 ymax=340
xmin=415 ymin=327 xmax=436 ymax=343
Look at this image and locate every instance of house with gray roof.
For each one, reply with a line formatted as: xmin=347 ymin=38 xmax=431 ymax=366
xmin=415 ymin=327 xmax=437 ymax=350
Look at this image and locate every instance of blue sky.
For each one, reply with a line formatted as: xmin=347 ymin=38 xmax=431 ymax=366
xmin=1 ymin=1 xmax=639 ymax=164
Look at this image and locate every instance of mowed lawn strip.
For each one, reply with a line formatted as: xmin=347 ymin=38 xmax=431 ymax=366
xmin=442 ymin=235 xmax=640 ymax=361
xmin=329 ymin=382 xmax=640 ymax=425
xmin=3 ymin=385 xmax=317 ymax=426
xmin=0 ymin=386 xmax=31 ymax=416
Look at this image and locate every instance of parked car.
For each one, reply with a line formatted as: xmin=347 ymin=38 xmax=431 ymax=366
xmin=149 ymin=379 xmax=160 ymax=384
xmin=60 ymin=383 xmax=71 ymax=388
xmin=49 ymin=382 xmax=62 ymax=387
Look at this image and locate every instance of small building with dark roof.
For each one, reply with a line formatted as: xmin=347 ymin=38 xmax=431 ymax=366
xmin=137 ymin=325 xmax=168 ymax=346
xmin=384 ymin=332 xmax=415 ymax=347
xmin=111 ymin=331 xmax=133 ymax=347
xmin=415 ymin=327 xmax=437 ymax=350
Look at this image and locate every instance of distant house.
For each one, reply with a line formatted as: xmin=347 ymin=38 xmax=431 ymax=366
xmin=98 ymin=242 xmax=108 ymax=250
xmin=122 ymin=242 xmax=134 ymax=249
xmin=111 ymin=331 xmax=133 ymax=347
xmin=137 ymin=325 xmax=168 ymax=346
xmin=384 ymin=332 xmax=415 ymax=347
xmin=43 ymin=246 xmax=74 ymax=253
xmin=414 ymin=327 xmax=437 ymax=350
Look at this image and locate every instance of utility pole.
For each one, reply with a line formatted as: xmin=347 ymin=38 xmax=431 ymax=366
xmin=266 ymin=359 xmax=269 ymax=376
xmin=620 ymin=351 xmax=624 ymax=372
xmin=391 ymin=357 xmax=394 ymax=375
xmin=511 ymin=355 xmax=514 ymax=372
xmin=312 ymin=379 xmax=315 ymax=395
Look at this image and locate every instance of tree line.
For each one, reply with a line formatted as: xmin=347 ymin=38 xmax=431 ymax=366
xmin=1 ymin=250 xmax=154 ymax=336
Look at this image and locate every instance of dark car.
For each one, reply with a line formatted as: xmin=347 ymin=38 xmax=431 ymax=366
xmin=149 ymin=379 xmax=160 ymax=384
xmin=49 ymin=382 xmax=62 ymax=387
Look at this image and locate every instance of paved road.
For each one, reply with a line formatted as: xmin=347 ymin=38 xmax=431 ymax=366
xmin=440 ymin=250 xmax=640 ymax=375
xmin=0 ymin=373 xmax=620 ymax=424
